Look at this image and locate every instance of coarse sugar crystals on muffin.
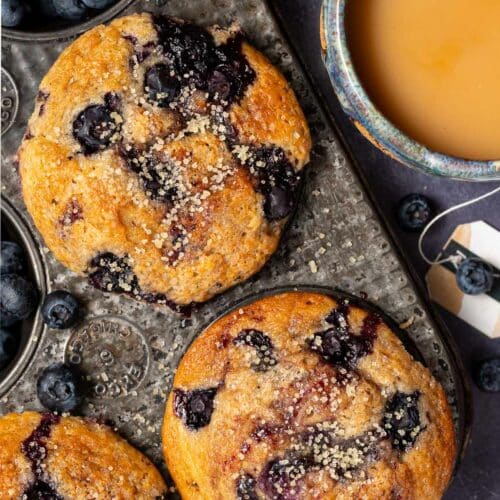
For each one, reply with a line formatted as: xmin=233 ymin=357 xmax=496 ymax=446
xmin=0 ymin=411 xmax=167 ymax=499
xmin=162 ymin=291 xmax=456 ymax=499
xmin=18 ymin=13 xmax=311 ymax=309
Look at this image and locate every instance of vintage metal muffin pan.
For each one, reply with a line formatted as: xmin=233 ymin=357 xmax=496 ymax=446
xmin=1 ymin=0 xmax=470 ymax=490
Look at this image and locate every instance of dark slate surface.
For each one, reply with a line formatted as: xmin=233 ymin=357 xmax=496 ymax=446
xmin=270 ymin=1 xmax=500 ymax=498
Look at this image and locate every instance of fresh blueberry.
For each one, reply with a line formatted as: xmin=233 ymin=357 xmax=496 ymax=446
xmin=382 ymin=391 xmax=422 ymax=451
xmin=0 ymin=241 xmax=25 ymax=275
xmin=0 ymin=274 xmax=38 ymax=327
xmin=37 ymin=363 xmax=83 ymax=413
xmin=144 ymin=64 xmax=180 ymax=107
xmin=173 ymin=387 xmax=217 ymax=430
xmin=456 ymin=258 xmax=494 ymax=295
xmin=51 ymin=0 xmax=88 ymax=21
xmin=0 ymin=328 xmax=19 ymax=370
xmin=81 ymin=0 xmax=115 ymax=8
xmin=41 ymin=291 xmax=80 ymax=329
xmin=475 ymin=358 xmax=500 ymax=392
xmin=396 ymin=194 xmax=433 ymax=232
xmin=73 ymin=105 xmax=120 ymax=154
xmin=1 ymin=0 xmax=25 ymax=27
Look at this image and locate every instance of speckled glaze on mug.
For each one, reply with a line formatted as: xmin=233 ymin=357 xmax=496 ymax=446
xmin=321 ymin=0 xmax=500 ymax=181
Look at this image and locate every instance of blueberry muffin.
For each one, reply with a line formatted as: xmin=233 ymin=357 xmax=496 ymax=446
xmin=18 ymin=14 xmax=311 ymax=308
xmin=162 ymin=291 xmax=456 ymax=499
xmin=0 ymin=411 xmax=166 ymax=499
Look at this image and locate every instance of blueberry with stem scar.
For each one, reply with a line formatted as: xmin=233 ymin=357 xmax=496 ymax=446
xmin=396 ymin=194 xmax=433 ymax=232
xmin=37 ymin=363 xmax=83 ymax=413
xmin=456 ymin=258 xmax=494 ymax=295
xmin=42 ymin=291 xmax=80 ymax=329
xmin=475 ymin=358 xmax=500 ymax=393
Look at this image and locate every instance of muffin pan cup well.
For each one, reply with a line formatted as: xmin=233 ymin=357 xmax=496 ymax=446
xmin=0 ymin=197 xmax=47 ymax=396
xmin=1 ymin=0 xmax=471 ymax=490
xmin=2 ymin=0 xmax=136 ymax=43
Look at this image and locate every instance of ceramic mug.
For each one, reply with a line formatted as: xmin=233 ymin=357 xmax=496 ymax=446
xmin=321 ymin=0 xmax=500 ymax=181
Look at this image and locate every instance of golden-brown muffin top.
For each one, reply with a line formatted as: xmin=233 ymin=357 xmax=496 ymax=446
xmin=0 ymin=411 xmax=166 ymax=499
xmin=18 ymin=13 xmax=311 ymax=308
xmin=163 ymin=291 xmax=456 ymax=499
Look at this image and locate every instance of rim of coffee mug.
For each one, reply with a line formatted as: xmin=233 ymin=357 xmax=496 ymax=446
xmin=322 ymin=0 xmax=500 ymax=180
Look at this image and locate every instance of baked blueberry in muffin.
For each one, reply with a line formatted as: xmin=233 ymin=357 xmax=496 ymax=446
xmin=162 ymin=292 xmax=456 ymax=499
xmin=18 ymin=13 xmax=311 ymax=309
xmin=0 ymin=411 xmax=166 ymax=498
